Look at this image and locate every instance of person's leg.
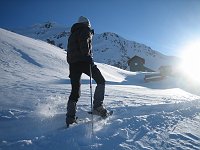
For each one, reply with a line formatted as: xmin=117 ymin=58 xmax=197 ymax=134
xmin=92 ymin=66 xmax=106 ymax=108
xmin=66 ymin=63 xmax=82 ymax=123
xmin=83 ymin=63 xmax=106 ymax=108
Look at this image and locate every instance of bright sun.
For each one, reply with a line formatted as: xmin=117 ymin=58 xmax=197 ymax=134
xmin=179 ymin=39 xmax=200 ymax=81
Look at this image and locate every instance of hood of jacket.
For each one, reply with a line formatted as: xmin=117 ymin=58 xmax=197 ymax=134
xmin=71 ymin=23 xmax=90 ymax=33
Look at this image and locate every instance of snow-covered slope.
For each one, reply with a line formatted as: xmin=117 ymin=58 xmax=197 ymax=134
xmin=0 ymin=28 xmax=200 ymax=150
xmin=13 ymin=22 xmax=179 ymax=71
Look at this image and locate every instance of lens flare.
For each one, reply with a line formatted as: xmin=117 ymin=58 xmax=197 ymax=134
xmin=179 ymin=39 xmax=200 ymax=82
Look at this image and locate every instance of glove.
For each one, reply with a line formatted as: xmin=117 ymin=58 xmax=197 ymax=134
xmin=83 ymin=55 xmax=94 ymax=64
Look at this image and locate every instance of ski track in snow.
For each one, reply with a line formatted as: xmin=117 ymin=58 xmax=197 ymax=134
xmin=0 ymin=28 xmax=200 ymax=150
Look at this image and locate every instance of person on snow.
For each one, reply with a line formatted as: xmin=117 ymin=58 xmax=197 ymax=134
xmin=66 ymin=16 xmax=107 ymax=125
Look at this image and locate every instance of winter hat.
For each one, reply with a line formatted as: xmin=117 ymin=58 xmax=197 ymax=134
xmin=77 ymin=16 xmax=91 ymax=27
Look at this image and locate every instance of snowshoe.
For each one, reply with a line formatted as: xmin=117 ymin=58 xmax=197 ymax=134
xmin=66 ymin=116 xmax=78 ymax=127
xmin=92 ymin=106 xmax=108 ymax=117
xmin=88 ymin=106 xmax=113 ymax=118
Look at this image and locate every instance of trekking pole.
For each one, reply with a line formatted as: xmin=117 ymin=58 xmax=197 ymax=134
xmin=89 ymin=64 xmax=94 ymax=135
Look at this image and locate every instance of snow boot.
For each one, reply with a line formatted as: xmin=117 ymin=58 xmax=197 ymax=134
xmin=92 ymin=106 xmax=107 ymax=117
xmin=66 ymin=116 xmax=77 ymax=127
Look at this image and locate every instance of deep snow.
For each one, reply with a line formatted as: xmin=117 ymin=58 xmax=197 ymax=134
xmin=0 ymin=28 xmax=200 ymax=150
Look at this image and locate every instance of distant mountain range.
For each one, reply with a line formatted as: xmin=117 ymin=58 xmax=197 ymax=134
xmin=12 ymin=21 xmax=179 ymax=71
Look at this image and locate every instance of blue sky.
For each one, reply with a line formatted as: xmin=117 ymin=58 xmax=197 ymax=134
xmin=0 ymin=0 xmax=200 ymax=57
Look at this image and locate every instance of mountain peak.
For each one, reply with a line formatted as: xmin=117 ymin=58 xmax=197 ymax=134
xmin=12 ymin=22 xmax=179 ymax=71
xmin=32 ymin=21 xmax=58 ymax=29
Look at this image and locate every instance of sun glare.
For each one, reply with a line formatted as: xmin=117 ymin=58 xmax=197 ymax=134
xmin=179 ymin=39 xmax=200 ymax=81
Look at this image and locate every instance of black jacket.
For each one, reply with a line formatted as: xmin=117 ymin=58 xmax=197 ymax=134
xmin=67 ymin=23 xmax=93 ymax=64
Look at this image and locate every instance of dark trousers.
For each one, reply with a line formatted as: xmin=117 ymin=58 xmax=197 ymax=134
xmin=67 ymin=62 xmax=105 ymax=118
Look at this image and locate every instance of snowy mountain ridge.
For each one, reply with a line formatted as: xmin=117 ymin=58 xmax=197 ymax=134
xmin=13 ymin=21 xmax=179 ymax=71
